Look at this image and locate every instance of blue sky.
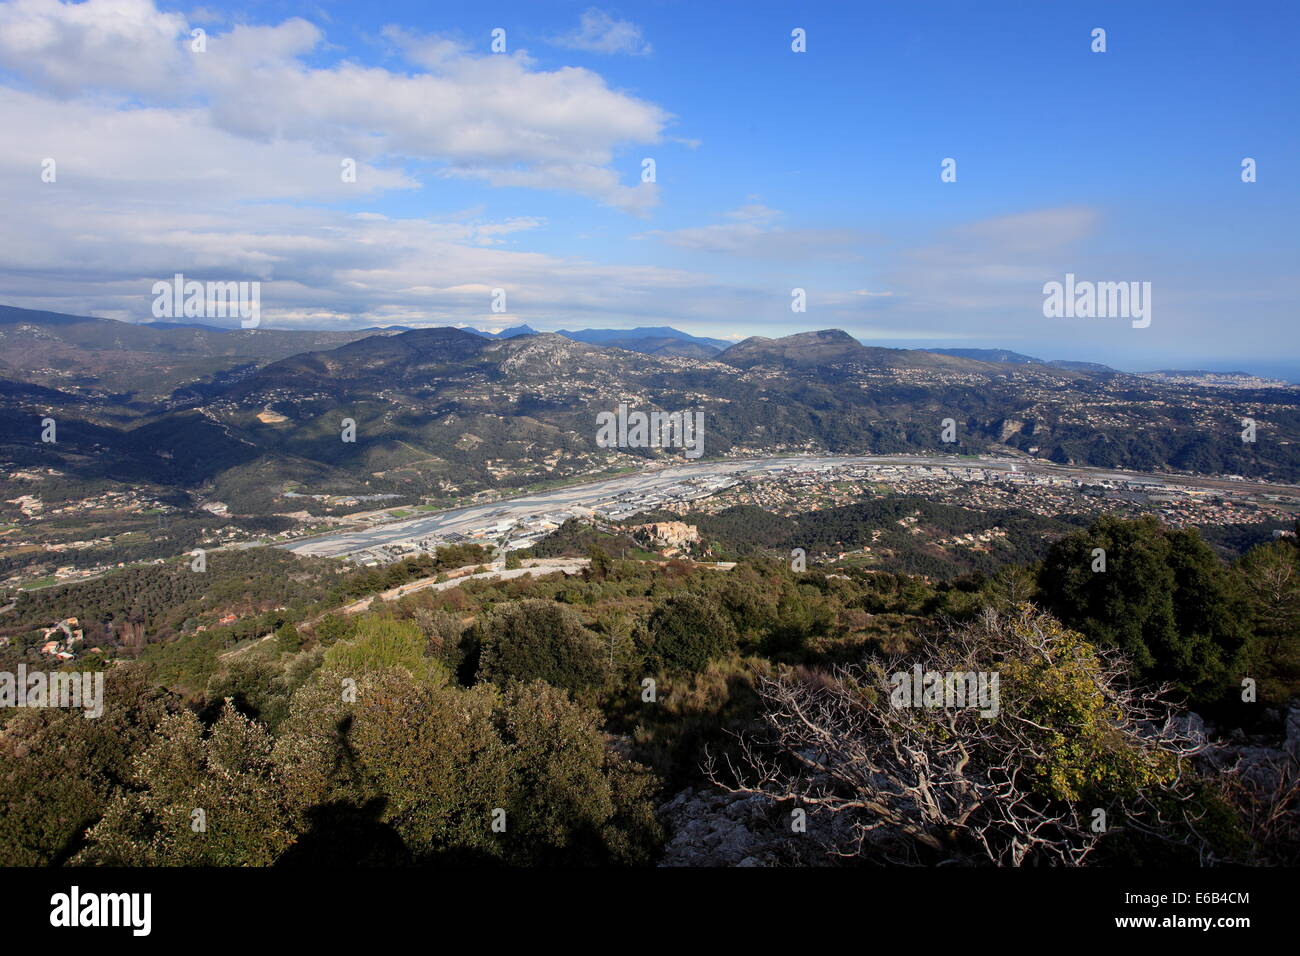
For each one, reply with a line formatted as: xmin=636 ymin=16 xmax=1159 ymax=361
xmin=0 ymin=0 xmax=1296 ymax=376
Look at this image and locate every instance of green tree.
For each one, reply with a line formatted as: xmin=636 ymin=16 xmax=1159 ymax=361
xmin=76 ymin=704 xmax=296 ymax=866
xmin=273 ymin=669 xmax=660 ymax=865
xmin=639 ymin=592 xmax=739 ymax=672
xmin=205 ymin=656 xmax=292 ymax=730
xmin=412 ymin=606 xmax=466 ymax=672
xmin=763 ymin=583 xmax=833 ymax=657
xmin=587 ymin=543 xmax=612 ymax=579
xmin=495 ymin=681 xmax=662 ymax=865
xmin=323 ymin=616 xmax=449 ymax=685
xmin=312 ymin=612 xmax=356 ymax=646
xmin=1038 ymin=516 xmax=1247 ymax=702
xmin=476 ymin=600 xmax=605 ymax=693
xmin=274 ymin=669 xmax=513 ymax=863
xmin=275 ymin=621 xmax=302 ymax=652
xmin=0 ymin=666 xmax=174 ymax=866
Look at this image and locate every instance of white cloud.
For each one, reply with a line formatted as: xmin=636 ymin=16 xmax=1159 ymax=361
xmin=815 ymin=206 xmax=1130 ymax=348
xmin=0 ymin=4 xmax=764 ymax=332
xmin=886 ymin=206 xmax=1101 ymax=311
xmin=641 ymin=205 xmax=865 ymax=259
xmin=550 ymin=8 xmax=651 ymax=56
xmin=0 ymin=0 xmax=669 ymax=211
xmin=725 ymin=203 xmax=781 ymax=223
xmin=0 ymin=88 xmax=417 ymax=202
xmin=0 ymin=0 xmax=190 ymax=97
xmin=0 ymin=2 xmax=816 ymax=335
xmin=0 ymin=172 xmax=755 ymax=331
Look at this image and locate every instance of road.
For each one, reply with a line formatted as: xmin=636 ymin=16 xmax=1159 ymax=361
xmin=335 ymin=558 xmax=591 ymax=615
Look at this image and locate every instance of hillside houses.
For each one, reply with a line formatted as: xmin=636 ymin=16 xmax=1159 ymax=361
xmin=38 ymin=617 xmax=83 ymax=660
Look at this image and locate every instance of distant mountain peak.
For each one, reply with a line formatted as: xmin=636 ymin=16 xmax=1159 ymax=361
xmin=466 ymin=324 xmax=537 ymax=339
xmin=718 ymin=328 xmax=870 ymax=368
xmin=555 ymin=326 xmax=730 ymax=351
xmin=927 ymin=348 xmax=1043 ymax=365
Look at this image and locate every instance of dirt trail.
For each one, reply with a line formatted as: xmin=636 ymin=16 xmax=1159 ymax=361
xmin=333 ymin=557 xmax=591 ymax=617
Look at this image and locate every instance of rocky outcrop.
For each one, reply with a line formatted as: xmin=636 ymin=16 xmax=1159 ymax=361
xmin=657 ymin=787 xmax=793 ymax=867
xmin=1193 ymin=706 xmax=1300 ymax=793
xmin=630 ymin=521 xmax=701 ymax=551
xmin=657 ymin=785 xmax=851 ymax=867
xmin=996 ymin=418 xmax=1026 ymax=442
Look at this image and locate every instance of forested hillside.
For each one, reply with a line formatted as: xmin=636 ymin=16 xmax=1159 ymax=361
xmin=2 ymin=517 xmax=1295 ymax=867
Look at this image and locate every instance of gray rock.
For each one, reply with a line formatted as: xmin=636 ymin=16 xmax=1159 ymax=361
xmin=657 ymin=787 xmax=802 ymax=867
xmin=1285 ymin=706 xmax=1300 ymax=760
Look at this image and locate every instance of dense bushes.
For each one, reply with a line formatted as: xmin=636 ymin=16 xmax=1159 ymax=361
xmin=475 ymin=600 xmax=605 ymax=693
xmin=76 ymin=706 xmax=296 ymax=866
xmin=1038 ymin=516 xmax=1251 ymax=704
xmin=322 ymin=617 xmax=449 ymax=686
xmin=711 ymin=606 xmax=1246 ymax=865
xmin=72 ymin=668 xmax=660 ymax=866
xmin=0 ymin=668 xmax=175 ymax=866
xmin=6 ymin=515 xmax=1295 ymax=868
xmin=638 ymin=593 xmax=738 ymax=672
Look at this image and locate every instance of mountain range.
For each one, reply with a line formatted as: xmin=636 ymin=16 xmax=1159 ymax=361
xmin=927 ymin=348 xmax=1120 ymax=374
xmin=0 ymin=304 xmax=1175 ymax=390
xmin=467 ymin=324 xmax=729 ymax=358
xmin=2 ymin=305 xmax=1298 ymax=521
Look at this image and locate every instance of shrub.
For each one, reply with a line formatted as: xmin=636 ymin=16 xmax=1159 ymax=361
xmin=711 ymin=605 xmax=1210 ymax=865
xmin=412 ymin=607 xmax=466 ymax=673
xmin=323 ymin=616 xmax=448 ymax=685
xmin=1038 ymin=516 xmax=1249 ymax=703
xmin=273 ymin=671 xmax=660 ymax=865
xmin=639 ymin=592 xmax=738 ymax=672
xmin=476 ymin=600 xmax=605 ymax=693
xmin=76 ymin=705 xmax=296 ymax=866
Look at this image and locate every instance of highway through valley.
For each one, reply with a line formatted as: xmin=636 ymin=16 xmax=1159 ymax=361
xmin=280 ymin=454 xmax=1300 ymax=560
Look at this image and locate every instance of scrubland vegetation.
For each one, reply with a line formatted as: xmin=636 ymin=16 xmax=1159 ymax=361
xmin=1 ymin=516 xmax=1296 ymax=866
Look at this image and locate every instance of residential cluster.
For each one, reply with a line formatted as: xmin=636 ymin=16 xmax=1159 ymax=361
xmin=660 ymin=461 xmax=1300 ymax=531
